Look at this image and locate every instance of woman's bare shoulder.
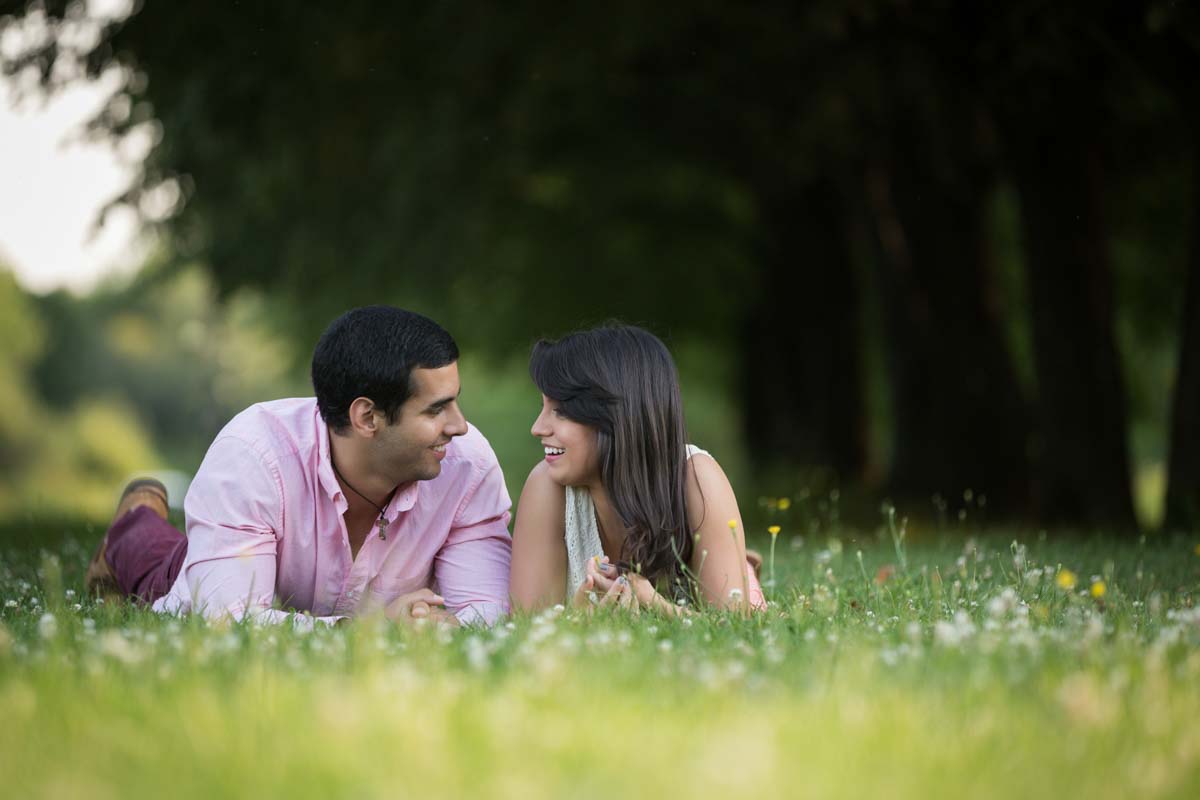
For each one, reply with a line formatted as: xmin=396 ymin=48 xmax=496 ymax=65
xmin=515 ymin=460 xmax=567 ymax=529
xmin=684 ymin=450 xmax=736 ymax=529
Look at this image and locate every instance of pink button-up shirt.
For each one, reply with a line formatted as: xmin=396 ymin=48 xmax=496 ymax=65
xmin=152 ymin=398 xmax=512 ymax=627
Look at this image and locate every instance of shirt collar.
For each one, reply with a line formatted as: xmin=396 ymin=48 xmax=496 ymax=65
xmin=391 ymin=481 xmax=419 ymax=514
xmin=314 ymin=408 xmax=346 ymax=509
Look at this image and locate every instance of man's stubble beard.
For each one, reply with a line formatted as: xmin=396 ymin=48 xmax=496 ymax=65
xmin=377 ymin=439 xmax=440 ymax=486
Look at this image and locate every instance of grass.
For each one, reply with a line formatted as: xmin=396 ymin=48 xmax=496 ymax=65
xmin=2 ymin=513 xmax=1199 ymax=799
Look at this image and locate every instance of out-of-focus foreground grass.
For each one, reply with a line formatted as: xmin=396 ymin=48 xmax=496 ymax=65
xmin=1 ymin=517 xmax=1199 ymax=799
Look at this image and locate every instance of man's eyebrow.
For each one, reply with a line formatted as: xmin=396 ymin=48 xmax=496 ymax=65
xmin=423 ymin=389 xmax=461 ymax=411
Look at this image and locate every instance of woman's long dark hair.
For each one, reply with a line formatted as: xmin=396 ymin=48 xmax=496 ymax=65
xmin=530 ymin=324 xmax=695 ymax=586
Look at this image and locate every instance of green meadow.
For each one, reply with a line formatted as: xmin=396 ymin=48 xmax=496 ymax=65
xmin=2 ymin=515 xmax=1199 ymax=799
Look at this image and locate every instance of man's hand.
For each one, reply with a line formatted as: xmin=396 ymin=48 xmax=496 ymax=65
xmin=385 ymin=588 xmax=460 ymax=627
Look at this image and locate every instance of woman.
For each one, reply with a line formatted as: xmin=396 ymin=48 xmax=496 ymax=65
xmin=510 ymin=324 xmax=765 ymax=614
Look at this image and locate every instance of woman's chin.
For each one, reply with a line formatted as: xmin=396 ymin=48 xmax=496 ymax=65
xmin=545 ymin=460 xmax=581 ymax=487
xmin=544 ymin=461 xmax=569 ymax=485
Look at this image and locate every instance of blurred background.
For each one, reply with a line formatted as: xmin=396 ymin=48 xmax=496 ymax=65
xmin=0 ymin=0 xmax=1196 ymax=533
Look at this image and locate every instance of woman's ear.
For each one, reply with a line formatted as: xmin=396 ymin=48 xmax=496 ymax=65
xmin=347 ymin=397 xmax=380 ymax=437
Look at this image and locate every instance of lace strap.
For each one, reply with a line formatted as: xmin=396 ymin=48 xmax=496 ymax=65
xmin=564 ymin=485 xmax=604 ymax=598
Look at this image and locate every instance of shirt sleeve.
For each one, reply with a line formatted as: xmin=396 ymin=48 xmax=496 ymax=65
xmin=435 ymin=457 xmax=513 ymax=626
xmin=177 ymin=435 xmax=343 ymax=627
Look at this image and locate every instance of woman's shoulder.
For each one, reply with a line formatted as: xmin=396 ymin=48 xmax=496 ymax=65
xmin=517 ymin=460 xmax=567 ymax=519
xmin=521 ymin=459 xmax=566 ymax=495
xmin=684 ymin=446 xmax=735 ymax=526
xmin=684 ymin=444 xmax=720 ymax=478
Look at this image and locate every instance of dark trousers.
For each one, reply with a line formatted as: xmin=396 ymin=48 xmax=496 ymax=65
xmin=106 ymin=505 xmax=189 ymax=604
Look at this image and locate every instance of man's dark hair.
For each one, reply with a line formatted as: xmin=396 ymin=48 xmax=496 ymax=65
xmin=312 ymin=306 xmax=459 ymax=432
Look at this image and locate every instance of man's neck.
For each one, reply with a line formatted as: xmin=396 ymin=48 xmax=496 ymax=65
xmin=328 ymin=433 xmax=398 ymax=508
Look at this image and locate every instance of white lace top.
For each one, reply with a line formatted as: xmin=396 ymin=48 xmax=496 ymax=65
xmin=564 ymin=444 xmax=709 ymax=597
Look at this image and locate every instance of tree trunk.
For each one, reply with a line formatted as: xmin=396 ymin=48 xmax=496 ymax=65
xmin=866 ymin=148 xmax=1033 ymax=517
xmin=1006 ymin=133 xmax=1136 ymax=528
xmin=1166 ymin=159 xmax=1200 ymax=530
xmin=740 ymin=180 xmax=865 ymax=482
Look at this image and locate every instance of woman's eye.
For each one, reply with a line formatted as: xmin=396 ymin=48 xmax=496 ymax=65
xmin=553 ymin=408 xmax=566 ymax=419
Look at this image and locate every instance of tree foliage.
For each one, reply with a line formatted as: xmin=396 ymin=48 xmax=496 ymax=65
xmin=2 ymin=0 xmax=1197 ymax=527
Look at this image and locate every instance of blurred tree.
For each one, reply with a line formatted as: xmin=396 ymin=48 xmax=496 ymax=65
xmin=0 ymin=267 xmax=164 ymax=519
xmin=1168 ymin=166 xmax=1200 ymax=529
xmin=0 ymin=267 xmax=46 ymax=482
xmin=1114 ymin=3 xmax=1200 ymax=531
xmin=854 ymin=4 xmax=1033 ymax=513
xmin=983 ymin=3 xmax=1137 ymax=527
xmin=31 ymin=261 xmax=305 ymax=466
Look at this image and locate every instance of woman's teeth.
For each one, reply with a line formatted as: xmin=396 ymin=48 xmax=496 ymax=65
xmin=544 ymin=446 xmax=565 ymax=456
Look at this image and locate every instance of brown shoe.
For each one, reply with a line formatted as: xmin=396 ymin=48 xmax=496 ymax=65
xmin=746 ymin=548 xmax=764 ymax=579
xmin=85 ymin=478 xmax=170 ymax=598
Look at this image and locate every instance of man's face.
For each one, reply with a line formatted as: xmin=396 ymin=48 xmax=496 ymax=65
xmin=372 ymin=362 xmax=468 ymax=484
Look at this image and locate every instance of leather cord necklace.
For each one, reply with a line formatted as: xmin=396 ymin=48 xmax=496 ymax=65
xmin=331 ymin=458 xmax=397 ymax=541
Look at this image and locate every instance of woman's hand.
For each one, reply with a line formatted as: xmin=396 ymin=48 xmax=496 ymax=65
xmin=589 ymin=556 xmax=681 ymax=616
xmin=571 ymin=572 xmax=600 ymax=609
xmin=572 ymin=568 xmax=639 ymax=613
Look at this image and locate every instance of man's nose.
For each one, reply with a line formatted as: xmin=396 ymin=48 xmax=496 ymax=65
xmin=447 ymin=405 xmax=468 ymax=436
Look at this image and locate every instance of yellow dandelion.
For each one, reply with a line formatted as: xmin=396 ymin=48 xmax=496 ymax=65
xmin=777 ymin=497 xmax=792 ymax=511
xmin=728 ymin=519 xmax=738 ymax=530
xmin=1090 ymin=580 xmax=1106 ymax=599
xmin=768 ymin=525 xmax=781 ymax=537
xmin=1056 ymin=569 xmax=1078 ymax=591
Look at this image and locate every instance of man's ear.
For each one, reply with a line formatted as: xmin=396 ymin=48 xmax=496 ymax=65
xmin=347 ymin=397 xmax=381 ymax=437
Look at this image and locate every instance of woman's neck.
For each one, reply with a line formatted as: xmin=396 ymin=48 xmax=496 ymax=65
xmin=588 ymin=483 xmax=627 ymax=559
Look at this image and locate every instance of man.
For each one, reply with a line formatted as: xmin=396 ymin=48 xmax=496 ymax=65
xmin=85 ymin=306 xmax=512 ymax=627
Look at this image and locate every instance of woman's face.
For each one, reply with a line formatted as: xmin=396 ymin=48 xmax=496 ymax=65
xmin=530 ymin=395 xmax=601 ymax=486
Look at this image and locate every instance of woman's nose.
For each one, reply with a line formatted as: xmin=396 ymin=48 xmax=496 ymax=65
xmin=530 ymin=411 xmax=549 ymax=437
